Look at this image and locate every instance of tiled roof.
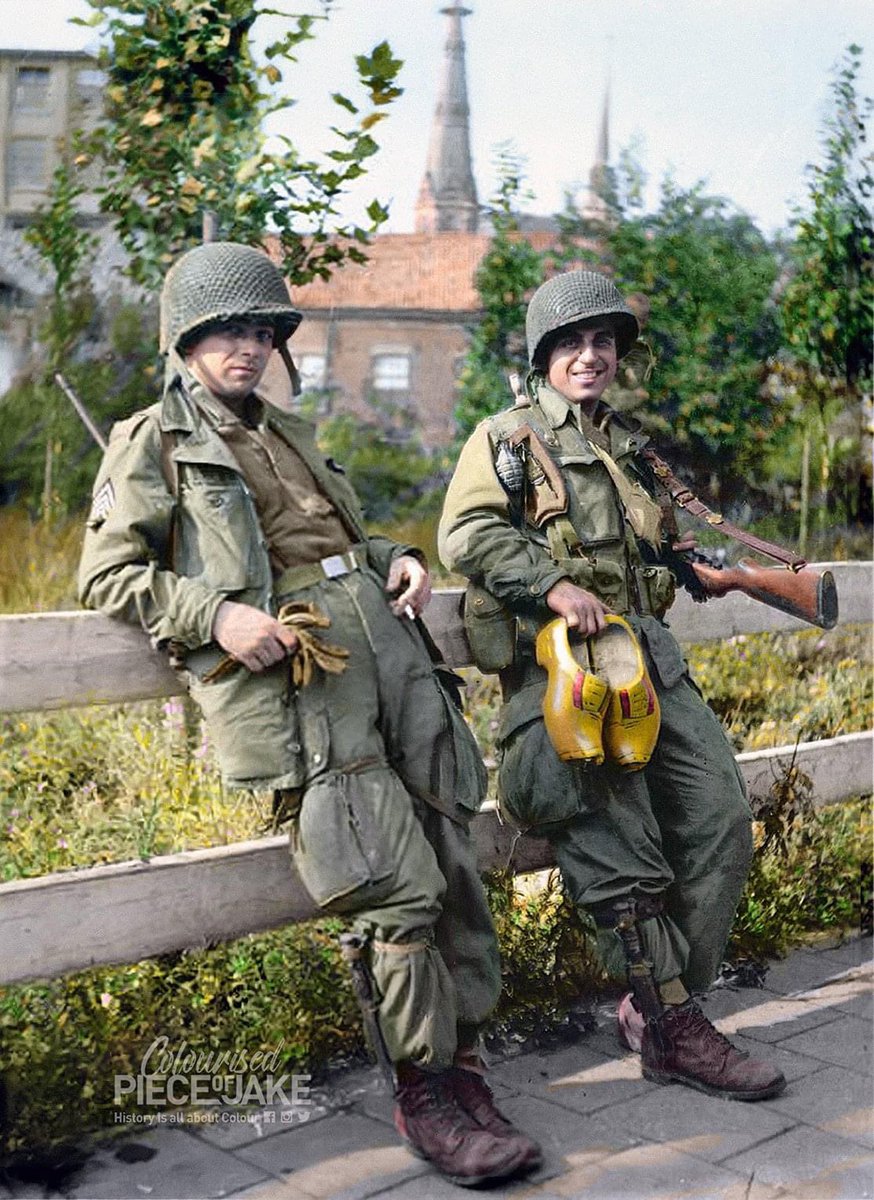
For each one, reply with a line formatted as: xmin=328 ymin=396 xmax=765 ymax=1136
xmin=289 ymin=230 xmax=557 ymax=314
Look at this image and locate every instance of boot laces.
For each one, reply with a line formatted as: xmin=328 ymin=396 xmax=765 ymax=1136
xmin=398 ymin=1072 xmax=476 ymax=1147
xmin=670 ymin=1001 xmax=747 ymax=1065
xmin=452 ymin=1069 xmax=511 ymax=1130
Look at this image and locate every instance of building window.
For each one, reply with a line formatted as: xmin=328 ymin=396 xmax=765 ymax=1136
xmin=14 ymin=67 xmax=51 ymax=112
xmin=294 ymin=353 xmax=331 ymax=415
xmin=7 ymin=139 xmax=48 ymax=190
xmin=371 ymin=353 xmax=411 ymax=392
xmin=76 ymin=69 xmax=105 ymax=91
xmin=298 ymin=353 xmax=326 ymax=392
xmin=75 ymin=68 xmax=105 ymax=112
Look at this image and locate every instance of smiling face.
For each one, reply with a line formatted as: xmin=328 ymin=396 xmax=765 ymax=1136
xmin=545 ymin=321 xmax=618 ymax=410
xmin=184 ymin=320 xmax=274 ymax=402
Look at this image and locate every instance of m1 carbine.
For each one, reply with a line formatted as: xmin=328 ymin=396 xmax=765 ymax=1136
xmin=643 ymin=449 xmax=838 ymax=630
xmin=671 ymin=549 xmax=838 ymax=630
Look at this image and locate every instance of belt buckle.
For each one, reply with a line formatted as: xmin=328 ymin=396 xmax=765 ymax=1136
xmin=321 ymin=553 xmax=351 ymax=579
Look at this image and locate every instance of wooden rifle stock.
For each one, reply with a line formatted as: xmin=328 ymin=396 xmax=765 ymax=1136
xmin=690 ymin=558 xmax=838 ymax=630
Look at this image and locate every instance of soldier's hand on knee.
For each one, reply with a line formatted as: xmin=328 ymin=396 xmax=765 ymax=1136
xmin=386 ymin=554 xmax=431 ymax=619
xmin=546 ymin=579 xmax=610 ymax=636
xmin=212 ymin=600 xmax=299 ymax=672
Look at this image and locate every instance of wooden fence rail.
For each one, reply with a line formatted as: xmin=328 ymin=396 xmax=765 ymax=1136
xmin=1 ymin=562 xmax=870 ymax=987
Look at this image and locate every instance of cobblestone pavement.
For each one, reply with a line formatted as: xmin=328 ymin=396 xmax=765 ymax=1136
xmin=3 ymin=936 xmax=871 ymax=1200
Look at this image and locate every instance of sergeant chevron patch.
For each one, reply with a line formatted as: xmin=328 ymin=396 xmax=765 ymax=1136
xmin=89 ymin=479 xmax=116 ymax=523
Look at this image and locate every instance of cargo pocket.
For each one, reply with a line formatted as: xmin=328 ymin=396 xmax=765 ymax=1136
xmin=496 ymin=683 xmax=607 ymax=833
xmin=635 ymin=564 xmax=676 ymax=618
xmin=291 ymin=769 xmax=396 ymax=908
xmin=463 ymin=583 xmax=517 ymax=674
xmin=186 ymin=654 xmax=306 ymax=790
xmin=434 ymin=669 xmax=488 ymax=814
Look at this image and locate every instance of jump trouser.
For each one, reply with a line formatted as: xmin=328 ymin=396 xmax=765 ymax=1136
xmin=282 ymin=567 xmax=501 ymax=1068
xmin=501 ymin=656 xmax=752 ymax=993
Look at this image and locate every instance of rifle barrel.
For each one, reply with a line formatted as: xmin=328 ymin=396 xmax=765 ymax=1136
xmin=54 ymin=373 xmax=108 ymax=451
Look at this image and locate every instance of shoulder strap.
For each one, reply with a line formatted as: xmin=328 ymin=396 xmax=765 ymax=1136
xmin=158 ymin=428 xmax=179 ymax=571
xmin=159 ymin=428 xmax=179 ymax=498
xmin=642 ymin=448 xmax=806 ymax=569
xmin=588 ymin=442 xmax=662 ymax=548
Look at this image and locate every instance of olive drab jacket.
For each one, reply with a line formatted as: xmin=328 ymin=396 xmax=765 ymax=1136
xmin=78 ymin=369 xmax=416 ymax=791
xmin=438 ymin=377 xmax=690 ymax=700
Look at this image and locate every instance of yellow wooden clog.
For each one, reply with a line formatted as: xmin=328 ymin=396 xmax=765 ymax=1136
xmin=535 ymin=619 xmax=610 ymax=763
xmin=588 ymin=615 xmax=660 ymax=770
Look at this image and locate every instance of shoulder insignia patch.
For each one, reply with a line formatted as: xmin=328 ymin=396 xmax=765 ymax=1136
xmin=89 ymin=479 xmax=116 ymax=523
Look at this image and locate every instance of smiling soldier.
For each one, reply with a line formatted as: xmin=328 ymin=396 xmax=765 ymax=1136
xmin=439 ymin=268 xmax=786 ymax=1102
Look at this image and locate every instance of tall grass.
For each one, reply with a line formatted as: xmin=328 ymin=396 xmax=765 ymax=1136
xmin=0 ymin=508 xmax=82 ymax=613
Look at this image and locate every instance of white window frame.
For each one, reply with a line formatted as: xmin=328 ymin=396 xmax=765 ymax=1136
xmin=371 ymin=352 xmax=411 ymax=393
xmin=14 ymin=67 xmax=51 ymax=112
xmin=7 ymin=139 xmax=48 ymax=190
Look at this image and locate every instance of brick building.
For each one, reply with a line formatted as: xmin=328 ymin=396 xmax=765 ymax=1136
xmin=276 ymin=4 xmax=604 ymax=447
xmin=282 ymin=229 xmax=553 ymax=448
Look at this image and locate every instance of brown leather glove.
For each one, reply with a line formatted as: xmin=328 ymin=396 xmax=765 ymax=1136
xmin=202 ymin=601 xmax=349 ymax=686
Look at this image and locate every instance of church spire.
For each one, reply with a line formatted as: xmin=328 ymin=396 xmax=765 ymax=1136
xmin=415 ymin=5 xmax=479 ymax=233
xmin=581 ymin=80 xmax=613 ymax=226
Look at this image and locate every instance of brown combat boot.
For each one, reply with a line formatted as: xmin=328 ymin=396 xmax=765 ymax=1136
xmin=641 ymin=999 xmax=786 ymax=1101
xmin=393 ymin=1062 xmax=535 ymax=1186
xmin=449 ymin=1066 xmax=543 ymax=1170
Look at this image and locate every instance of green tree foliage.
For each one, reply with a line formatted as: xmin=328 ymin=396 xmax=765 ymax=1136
xmin=75 ymin=0 xmax=403 ymax=289
xmin=0 ymin=300 xmax=157 ymax=517
xmin=2 ymin=160 xmax=103 ymax=517
xmin=453 ymin=148 xmax=545 ymax=440
xmin=305 ymin=397 xmax=446 ymax=525
xmin=777 ymin=44 xmax=873 ymax=536
xmin=562 ymin=178 xmax=783 ymax=495
xmin=24 ymin=159 xmax=98 ymax=368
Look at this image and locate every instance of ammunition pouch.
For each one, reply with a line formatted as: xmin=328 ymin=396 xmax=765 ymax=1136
xmin=463 ymin=583 xmax=517 ymax=674
xmin=551 ymin=553 xmax=627 ymax=610
xmin=633 ymin=564 xmax=675 ymax=619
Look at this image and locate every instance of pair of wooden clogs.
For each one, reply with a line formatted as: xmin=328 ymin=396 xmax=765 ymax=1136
xmin=535 ymin=615 xmax=660 ymax=769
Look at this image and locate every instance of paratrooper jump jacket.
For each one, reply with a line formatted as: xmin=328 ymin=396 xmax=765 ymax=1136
xmin=439 ymin=378 xmax=752 ymax=992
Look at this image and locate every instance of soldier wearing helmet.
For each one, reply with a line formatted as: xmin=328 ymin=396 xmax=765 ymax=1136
xmin=440 ymin=268 xmax=786 ymax=1102
xmin=79 ymin=242 xmax=542 ymax=1187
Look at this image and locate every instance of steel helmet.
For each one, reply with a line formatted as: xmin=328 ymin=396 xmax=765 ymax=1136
xmin=159 ymin=241 xmax=302 ymax=355
xmin=526 ymin=269 xmax=639 ymax=368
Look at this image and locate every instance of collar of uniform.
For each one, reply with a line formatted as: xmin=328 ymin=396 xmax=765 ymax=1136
xmin=534 ymin=378 xmax=649 ymax=459
xmin=180 ymin=370 xmax=264 ymax=433
xmin=605 ymin=408 xmax=649 ymax=458
xmin=533 ymin=379 xmax=579 ymax=430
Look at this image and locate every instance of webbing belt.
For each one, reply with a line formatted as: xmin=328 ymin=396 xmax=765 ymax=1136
xmin=274 ymin=547 xmax=363 ymax=597
xmin=642 ymin=449 xmax=807 ymax=570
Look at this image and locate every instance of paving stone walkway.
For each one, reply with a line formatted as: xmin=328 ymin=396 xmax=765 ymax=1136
xmin=3 ymin=936 xmax=871 ymax=1200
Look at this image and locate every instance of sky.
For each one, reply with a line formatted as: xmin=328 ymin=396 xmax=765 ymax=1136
xmin=6 ymin=0 xmax=872 ymax=238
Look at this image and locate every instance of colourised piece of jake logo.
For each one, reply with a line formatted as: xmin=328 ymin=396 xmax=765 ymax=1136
xmin=536 ymin=615 xmax=660 ymax=770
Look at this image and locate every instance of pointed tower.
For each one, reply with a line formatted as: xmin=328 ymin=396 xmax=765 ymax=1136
xmin=415 ymin=5 xmax=479 ymax=233
xmin=581 ymin=81 xmax=613 ymax=226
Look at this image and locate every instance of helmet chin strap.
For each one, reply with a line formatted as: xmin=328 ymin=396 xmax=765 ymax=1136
xmin=277 ymin=341 xmax=302 ymax=397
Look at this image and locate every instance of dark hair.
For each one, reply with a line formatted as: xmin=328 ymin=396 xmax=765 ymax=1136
xmin=533 ymin=316 xmax=620 ymax=371
xmin=177 ymin=315 xmax=277 ymax=356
